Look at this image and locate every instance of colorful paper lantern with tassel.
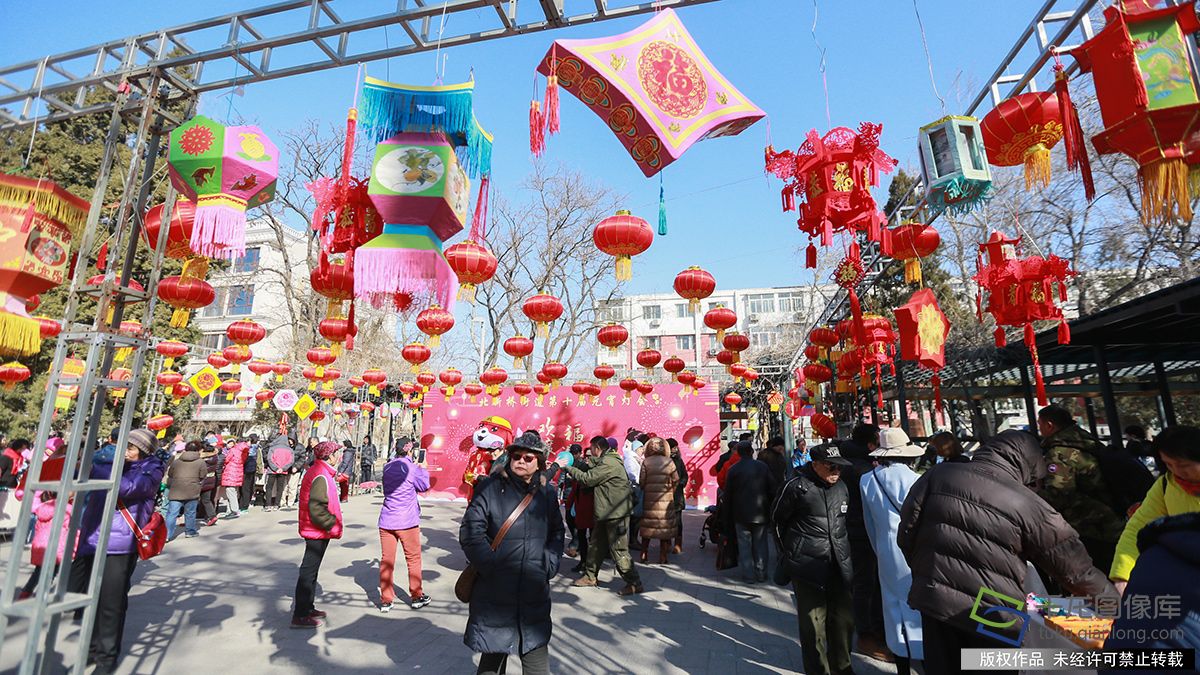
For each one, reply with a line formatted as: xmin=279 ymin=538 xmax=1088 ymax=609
xmin=674 ymin=266 xmax=715 ymax=314
xmin=247 ymin=360 xmax=273 ymax=384
xmin=593 ymin=210 xmax=653 ymax=281
xmin=481 ymin=367 xmax=508 ymax=400
xmin=366 ymin=132 xmax=471 ymax=242
xmin=256 ymin=389 xmax=274 ymax=409
xmin=167 ymin=116 xmax=278 ymax=259
xmin=918 ymin=115 xmax=992 ymax=214
xmin=894 ymin=287 xmax=951 ymax=411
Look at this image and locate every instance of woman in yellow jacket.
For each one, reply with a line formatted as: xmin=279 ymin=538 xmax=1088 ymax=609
xmin=1110 ymin=426 xmax=1200 ymax=592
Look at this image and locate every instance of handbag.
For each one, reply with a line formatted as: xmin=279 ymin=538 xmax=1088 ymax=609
xmin=118 ymin=501 xmax=167 ymax=561
xmin=455 ymin=492 xmax=534 ymax=603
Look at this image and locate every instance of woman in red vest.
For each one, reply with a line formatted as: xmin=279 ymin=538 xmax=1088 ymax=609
xmin=292 ymin=440 xmax=343 ymax=629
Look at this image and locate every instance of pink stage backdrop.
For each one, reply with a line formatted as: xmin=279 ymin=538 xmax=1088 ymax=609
xmin=419 ymin=383 xmax=724 ymax=505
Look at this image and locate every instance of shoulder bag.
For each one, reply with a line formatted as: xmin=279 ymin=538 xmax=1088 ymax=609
xmin=118 ymin=500 xmax=167 ymax=560
xmin=455 ymin=492 xmax=535 ymax=603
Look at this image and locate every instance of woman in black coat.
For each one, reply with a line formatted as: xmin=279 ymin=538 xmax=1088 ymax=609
xmin=460 ymin=432 xmax=565 ymax=675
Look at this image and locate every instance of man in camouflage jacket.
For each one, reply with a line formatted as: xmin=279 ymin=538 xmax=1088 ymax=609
xmin=1036 ymin=405 xmax=1124 ymax=572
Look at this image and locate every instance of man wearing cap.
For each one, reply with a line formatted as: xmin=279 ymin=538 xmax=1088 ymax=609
xmin=772 ymin=443 xmax=854 ymax=675
xmin=859 ymin=429 xmax=925 ymax=672
xmin=565 ymin=436 xmax=644 ymax=595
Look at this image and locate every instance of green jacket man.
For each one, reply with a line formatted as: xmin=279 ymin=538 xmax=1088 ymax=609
xmin=564 ymin=436 xmax=643 ymax=595
xmin=1036 ymin=405 xmax=1124 ymax=572
xmin=564 ymin=443 xmax=633 ymax=520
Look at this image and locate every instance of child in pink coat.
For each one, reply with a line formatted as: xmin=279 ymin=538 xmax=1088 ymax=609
xmin=18 ymin=493 xmax=74 ymax=599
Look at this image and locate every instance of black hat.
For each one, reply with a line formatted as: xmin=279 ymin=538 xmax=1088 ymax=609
xmin=811 ymin=443 xmax=852 ymax=467
xmin=507 ymin=431 xmax=547 ymax=455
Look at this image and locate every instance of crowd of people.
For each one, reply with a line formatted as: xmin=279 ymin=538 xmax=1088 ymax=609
xmin=1 ymin=409 xmax=1198 ymax=675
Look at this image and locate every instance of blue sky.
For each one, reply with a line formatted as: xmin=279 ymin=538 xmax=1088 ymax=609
xmin=1 ymin=1 xmax=1040 ymax=296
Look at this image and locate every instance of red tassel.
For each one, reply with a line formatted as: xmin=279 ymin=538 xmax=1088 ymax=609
xmin=346 ymin=300 xmax=357 ymax=351
xmin=544 ymin=48 xmax=560 ymax=136
xmin=97 ymin=241 xmax=108 ymax=271
xmin=782 ymin=187 xmax=796 ymax=212
xmin=994 ymin=326 xmax=1006 ymax=347
xmin=806 ymin=243 xmax=817 ymax=269
xmin=875 ymin=365 xmax=884 ymax=410
xmin=821 ymin=220 xmax=833 ymax=247
xmin=1054 ymin=63 xmax=1095 ymax=201
xmin=529 ymin=100 xmax=546 ymax=157
xmin=932 ymin=374 xmax=943 ymax=412
xmin=470 ymin=177 xmax=490 ymax=242
xmin=1025 ymin=323 xmax=1048 ymax=405
xmin=1058 ymin=319 xmax=1070 ymax=345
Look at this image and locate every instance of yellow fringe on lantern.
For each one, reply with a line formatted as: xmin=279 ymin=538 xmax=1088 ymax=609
xmin=0 ymin=180 xmax=89 ymax=234
xmin=181 ymin=256 xmax=209 ymax=282
xmin=614 ymin=256 xmax=632 ymax=282
xmin=458 ymin=283 xmax=477 ymax=304
xmin=514 ymin=356 xmax=524 ymax=370
xmin=429 ymin=334 xmax=440 ymax=348
xmin=263 ymin=399 xmax=270 ymax=409
xmin=170 ymin=308 xmax=191 ymax=328
xmin=688 ymin=298 xmax=700 ymax=314
xmin=0 ymin=311 xmax=41 ymax=357
xmin=904 ymin=259 xmax=922 ymax=285
xmin=315 ymin=365 xmax=325 ymax=378
xmin=537 ymin=322 xmax=549 ymax=339
xmin=1141 ymin=156 xmax=1193 ymax=225
xmin=1023 ymin=143 xmax=1052 ymax=190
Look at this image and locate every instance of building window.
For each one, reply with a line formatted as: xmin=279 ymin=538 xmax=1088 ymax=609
xmin=599 ymin=303 xmax=624 ymax=323
xmin=201 ymin=287 xmax=229 ymax=317
xmin=677 ymin=335 xmax=695 ymax=351
xmin=675 ymin=303 xmax=689 ymax=318
xmin=200 ymin=333 xmax=225 ymax=351
xmin=777 ymin=291 xmax=806 ymax=313
xmin=232 ymin=247 xmax=260 ymax=273
xmin=227 ymin=285 xmax=255 ymax=315
xmin=643 ymin=305 xmax=661 ymax=320
xmin=751 ymin=326 xmax=784 ymax=348
xmin=643 ymin=336 xmax=661 ymax=350
xmin=746 ymin=293 xmax=776 ymax=315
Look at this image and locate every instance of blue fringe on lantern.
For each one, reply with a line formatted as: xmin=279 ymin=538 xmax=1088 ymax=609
xmin=359 ymin=77 xmax=493 ymax=178
xmin=926 ymin=175 xmax=992 ymax=217
xmin=657 ymin=177 xmax=668 ymax=236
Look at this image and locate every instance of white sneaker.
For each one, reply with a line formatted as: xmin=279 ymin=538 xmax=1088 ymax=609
xmin=379 ymin=603 xmax=392 ymax=613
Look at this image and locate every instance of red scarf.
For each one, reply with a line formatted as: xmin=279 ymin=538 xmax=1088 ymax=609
xmin=1172 ymin=474 xmax=1200 ymax=497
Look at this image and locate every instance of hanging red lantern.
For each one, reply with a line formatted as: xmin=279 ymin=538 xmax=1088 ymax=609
xmin=503 ymin=335 xmax=535 ymax=370
xmin=463 ymin=382 xmax=485 ymax=403
xmin=406 ymin=397 xmax=424 ymax=411
xmin=674 ymin=266 xmax=716 ymax=314
xmin=536 ymin=370 xmax=552 ymax=386
xmin=255 ymin=389 xmax=274 ymax=409
xmin=247 ymin=360 xmax=273 ymax=384
xmin=401 ymin=342 xmax=432 ymax=373
xmin=416 ymin=371 xmax=437 ymax=392
xmin=662 ymin=356 xmax=685 ymax=381
xmin=715 ymin=350 xmax=735 ymax=371
xmin=143 ymin=198 xmax=198 ymax=260
xmin=636 ymin=381 xmax=654 ymax=400
xmin=980 ymin=90 xmax=1063 ymax=190
xmin=542 ymin=362 xmax=568 ymax=388
xmin=310 ymin=410 xmax=327 ymax=422
xmin=222 ymin=345 xmax=252 ymax=374
xmin=322 ymin=368 xmax=341 ymax=390
xmin=155 ymin=340 xmax=189 ymax=369
xmin=170 ymin=382 xmax=193 ymax=403
xmin=803 ymin=344 xmax=822 ymax=362
xmin=157 ymin=275 xmax=215 ymax=329
xmin=522 ymin=293 xmax=564 ymax=338
xmin=722 ymin=332 xmax=750 ymax=362
xmin=724 ymin=391 xmax=743 ymax=412
xmin=743 ymin=367 xmax=760 ymax=384
xmin=636 ymin=349 xmax=661 ymax=376
xmin=207 ymin=352 xmax=230 ymax=370
xmin=571 ymin=381 xmax=589 ymax=405
xmin=226 ymin=319 xmax=266 ymax=348
xmin=439 ymin=368 xmax=463 ymax=396
xmin=677 ymin=370 xmax=696 ymax=395
xmin=692 ymin=377 xmax=707 ymax=393
xmin=767 ymin=390 xmax=784 ymax=412
xmin=803 ymin=362 xmax=833 ymax=385
xmin=704 ymin=304 xmax=737 ymax=343
xmin=156 ymin=370 xmax=183 ymax=394
xmin=416 ymin=304 xmax=455 ymax=347
xmin=318 ymin=318 xmax=352 ymax=356
xmin=271 ymin=361 xmax=291 ymax=382
xmin=883 ymin=222 xmax=941 ymax=285
xmin=34 ymin=316 xmax=62 ymax=340
xmin=533 ymin=382 xmax=551 ymax=404
xmin=361 ymin=368 xmax=388 ymax=395
xmin=729 ymin=362 xmax=748 ymax=382
xmin=619 ymin=377 xmax=639 ymax=401
xmin=784 ymin=399 xmax=805 ymax=420
xmin=306 ymin=347 xmax=336 ymax=380
xmin=0 ymin=361 xmax=31 ymax=390
xmin=220 ymin=379 xmax=243 ymax=401
xmin=108 ymin=367 xmax=133 ymax=402
xmin=480 ymin=367 xmax=509 ymax=398
xmin=593 ymin=364 xmax=615 ymax=387
xmin=597 ymin=323 xmax=629 ymax=355
xmin=360 ymin=401 xmax=376 ymax=414
xmin=348 ymin=375 xmax=366 ymax=392
xmin=811 ymin=413 xmax=837 ymax=439
xmin=318 ymin=388 xmax=339 ymax=402
xmin=513 ymin=382 xmax=534 ymax=404
xmin=593 ymin=210 xmax=654 ymax=281
xmin=809 ymin=326 xmax=839 ymax=356
xmin=444 ymin=240 xmax=498 ymax=304
xmin=147 ymin=414 xmax=174 ymax=439
xmin=894 ymin=287 xmax=952 ymax=411
xmin=310 ymin=257 xmax=356 ymax=322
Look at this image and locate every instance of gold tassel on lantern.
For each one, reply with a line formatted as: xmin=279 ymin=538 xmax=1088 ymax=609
xmin=459 ymin=283 xmax=477 ymax=304
xmin=170 ymin=308 xmax=191 ymax=329
xmin=536 ymin=321 xmax=549 ymax=339
xmin=262 ymin=398 xmax=270 ymax=409
xmin=614 ymin=255 xmax=632 ymax=281
xmin=0 ymin=312 xmax=41 ymax=357
xmin=429 ymin=334 xmax=440 ymax=348
xmin=1023 ymin=143 xmax=1053 ymax=190
xmin=513 ymin=356 xmax=524 ymax=370
xmin=1141 ymin=156 xmax=1193 ymax=225
xmin=330 ymin=342 xmax=342 ymax=357
xmin=904 ymin=259 xmax=922 ymax=285
xmin=716 ymin=328 xmax=726 ymax=344
xmin=315 ymin=365 xmax=325 ymax=378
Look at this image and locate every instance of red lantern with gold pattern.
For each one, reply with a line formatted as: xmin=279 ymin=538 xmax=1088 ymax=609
xmin=522 ymin=293 xmax=563 ymax=338
xmin=143 ymin=198 xmax=197 ymax=260
xmin=809 ymin=326 xmax=839 ymax=353
xmin=158 ymin=275 xmax=215 ymax=329
xmin=156 ymin=370 xmax=183 ymax=394
xmin=811 ymin=413 xmax=837 ymax=439
xmin=677 ymin=370 xmax=696 ymax=395
xmin=34 ymin=316 xmax=61 ymax=340
xmin=674 ymin=266 xmax=716 ymax=314
xmin=593 ymin=210 xmax=654 ymax=281
xmin=804 ymin=344 xmax=822 ymax=362
xmin=980 ymin=91 xmax=1063 ymax=190
xmin=247 ymin=360 xmax=273 ymax=384
xmin=207 ymin=353 xmax=229 ymax=370
xmin=271 ymin=361 xmax=291 ymax=382
xmin=416 ymin=304 xmax=455 ymax=347
xmin=704 ymin=304 xmax=737 ymax=343
xmin=593 ymin=364 xmax=615 ymax=387
xmin=310 ymin=410 xmax=327 ymax=422
xmin=221 ymin=345 xmax=251 ymax=373
xmin=444 ymin=240 xmax=498 ymax=304
xmin=155 ymin=339 xmax=189 ymax=369
xmin=542 ymin=362 xmax=568 ymax=388
xmin=226 ymin=320 xmax=266 ymax=367
xmin=503 ymin=335 xmax=535 ymax=371
xmin=439 ymin=368 xmax=463 ymax=396
xmin=361 ymin=368 xmax=388 ymax=395
xmin=803 ymin=362 xmax=833 ymax=385
xmin=636 ymin=381 xmax=654 ymax=400
xmin=170 ymin=382 xmax=192 ymax=403
xmin=417 ymin=371 xmax=437 ymax=393
xmin=310 ymin=257 xmax=355 ymax=321
xmin=220 ymin=379 xmax=242 ymax=401
xmin=480 ymin=367 xmax=509 ymax=398
xmin=722 ymin=332 xmax=750 ymax=363
xmin=463 ymin=382 xmax=484 ymax=403
xmin=636 ymin=349 xmax=661 ymax=375
xmin=147 ymin=414 xmax=174 ymax=439
xmin=319 ymin=318 xmax=352 ymax=356
xmin=513 ymin=382 xmax=533 ymax=404
xmin=619 ymin=377 xmax=638 ymax=401
xmin=597 ymin=323 xmax=629 ymax=355
xmin=571 ymin=381 xmax=589 ymax=405
xmin=402 ymin=343 xmax=431 ymax=373
xmin=306 ymin=347 xmax=336 ymax=380
xmin=255 ymin=389 xmax=274 ymax=409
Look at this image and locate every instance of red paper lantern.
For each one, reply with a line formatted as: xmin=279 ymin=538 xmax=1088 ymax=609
xmin=571 ymin=381 xmax=589 ymax=404
xmin=360 ymin=401 xmax=376 ymax=414
xmin=108 ymin=367 xmax=133 ymax=402
xmin=220 ymin=379 xmax=243 ymax=401
xmin=662 ymin=356 xmax=685 ymax=381
xmin=503 ymin=335 xmax=535 ymax=370
xmin=310 ymin=257 xmax=355 ymax=322
xmin=147 ymin=414 xmax=174 ymax=438
xmin=246 ymin=360 xmax=273 ymax=385
xmin=348 ymin=375 xmax=365 ymax=392
xmin=513 ymin=382 xmax=534 ymax=404
xmin=416 ymin=371 xmax=437 ymax=392
xmin=784 ymin=399 xmax=805 ymax=420
xmin=310 ymin=410 xmax=327 ymax=422
xmin=439 ymin=368 xmax=463 ymax=396
xmin=593 ymin=364 xmax=615 ymax=386
xmin=143 ymin=198 xmax=198 ymax=260
xmin=729 ymin=363 xmax=748 ymax=382
xmin=522 ymin=293 xmax=564 ymax=338
xmin=542 ymin=362 xmax=568 ymax=387
xmin=226 ymin=320 xmax=266 ymax=349
xmin=674 ymin=266 xmax=716 ymax=314
xmin=416 ymin=304 xmax=455 ymax=347
xmin=811 ymin=413 xmax=837 ymax=439
xmin=597 ymin=323 xmax=629 ymax=355
xmin=480 ymin=367 xmax=509 ymax=397
xmin=402 ymin=343 xmax=431 ymax=373
xmin=804 ymin=344 xmax=822 ymax=362
xmin=444 ymin=240 xmax=498 ymax=304
xmin=883 ymin=222 xmax=940 ymax=284
xmin=362 ymin=368 xmax=388 ymax=395
xmin=724 ymin=391 xmax=743 ymax=411
xmin=306 ymin=347 xmax=336 ymax=381
xmin=692 ymin=377 xmax=707 ymax=392
xmin=636 ymin=348 xmax=661 ymax=372
xmin=157 ymin=275 xmax=215 ymax=329
xmin=803 ymin=362 xmax=833 ymax=384
xmin=156 ymin=370 xmax=183 ymax=392
xmin=170 ymin=382 xmax=193 ymax=402
xmin=722 ymin=332 xmax=750 ymax=362
xmin=207 ymin=353 xmax=230 ymax=370
xmin=536 ymin=370 xmax=552 ymax=386
xmin=222 ymin=345 xmax=251 ymax=372
xmin=0 ymin=361 xmax=31 ymax=390
xmin=318 ymin=318 xmax=352 ymax=356
xmin=809 ymin=326 xmax=839 ymax=350
xmin=715 ymin=350 xmax=735 ymax=369
xmin=271 ymin=361 xmax=291 ymax=382
xmin=593 ymin=210 xmax=654 ymax=281
xmin=156 ymin=340 xmax=189 ymax=369
xmin=704 ymin=304 xmax=737 ymax=343
xmin=980 ymin=91 xmax=1063 ymax=190
xmin=463 ymin=382 xmax=485 ymax=402
xmin=894 ymin=287 xmax=951 ymax=410
xmin=619 ymin=377 xmax=638 ymax=400
xmin=318 ymin=388 xmax=339 ymax=402
xmin=743 ymin=367 xmax=760 ymax=384
xmin=34 ymin=316 xmax=61 ymax=340
xmin=636 ymin=381 xmax=654 ymax=399
xmin=677 ymin=370 xmax=696 ymax=395
xmin=255 ymin=389 xmax=274 ymax=408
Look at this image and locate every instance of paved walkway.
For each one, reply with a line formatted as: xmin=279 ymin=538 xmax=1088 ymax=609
xmin=3 ymin=496 xmax=899 ymax=674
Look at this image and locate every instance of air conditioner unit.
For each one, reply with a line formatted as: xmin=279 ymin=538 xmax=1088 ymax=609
xmin=749 ymin=316 xmax=760 ymax=323
xmin=649 ymin=320 xmax=660 ymax=328
xmin=706 ymin=348 xmax=719 ymax=357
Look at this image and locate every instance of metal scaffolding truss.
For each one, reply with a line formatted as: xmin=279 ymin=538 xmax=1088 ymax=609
xmin=0 ymin=0 xmax=720 ymax=131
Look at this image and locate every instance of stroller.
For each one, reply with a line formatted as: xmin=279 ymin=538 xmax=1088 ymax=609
xmin=699 ymin=497 xmax=738 ymax=570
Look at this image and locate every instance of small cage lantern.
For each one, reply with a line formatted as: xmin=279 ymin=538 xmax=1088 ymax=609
xmin=917 ymin=115 xmax=992 ymax=216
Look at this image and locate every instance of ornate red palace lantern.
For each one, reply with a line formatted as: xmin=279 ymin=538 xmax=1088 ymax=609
xmin=158 ymin=274 xmax=215 ymax=329
xmin=704 ymin=304 xmax=737 ymax=344
xmin=463 ymin=382 xmax=485 ymax=403
xmin=674 ymin=267 xmax=716 ymax=314
xmin=306 ymin=346 xmax=336 ymax=378
xmin=439 ymin=368 xmax=463 ymax=396
xmin=444 ymin=240 xmax=498 ymax=304
xmin=883 ymin=222 xmax=940 ymax=284
xmin=597 ymin=323 xmax=629 ymax=355
xmin=247 ymin=360 xmax=273 ymax=384
xmin=272 ymin=361 xmax=291 ymax=382
xmin=724 ymin=391 xmax=743 ymax=412
xmin=319 ymin=318 xmax=352 ymax=356
xmin=593 ymin=210 xmax=653 ymax=281
xmin=361 ymin=368 xmax=388 ymax=396
xmin=503 ymin=335 xmax=535 ymax=371
xmin=619 ymin=378 xmax=639 ymax=401
xmin=975 ymin=231 xmax=1074 ymax=404
xmin=593 ymin=364 xmax=615 ymax=387
xmin=226 ymin=320 xmax=266 ymax=365
xmin=513 ymin=382 xmax=534 ymax=405
xmin=1 ymin=361 xmax=33 ymax=390
xmin=156 ymin=340 xmax=189 ymax=369
xmin=207 ymin=352 xmax=229 ymax=370
xmin=811 ymin=413 xmax=837 ymax=439
xmin=416 ymin=371 xmax=437 ymax=393
xmin=1062 ymin=2 xmax=1200 ymax=222
xmin=480 ymin=367 xmax=508 ymax=400
xmin=765 ymin=123 xmax=897 ymax=267
xmin=722 ymin=332 xmax=750 ymax=363
xmin=636 ymin=348 xmax=661 ymax=376
xmin=402 ymin=342 xmax=431 ymax=373
xmin=522 ymin=293 xmax=563 ymax=338
xmin=803 ymin=362 xmax=832 ymax=391
xmin=980 ymin=91 xmax=1064 ymax=190
xmin=894 ymin=288 xmax=951 ymax=410
xmin=662 ymin=356 xmax=685 ymax=382
xmin=542 ymin=362 xmax=568 ymax=388
xmin=143 ymin=198 xmax=198 ymax=260
xmin=416 ymin=304 xmax=455 ymax=347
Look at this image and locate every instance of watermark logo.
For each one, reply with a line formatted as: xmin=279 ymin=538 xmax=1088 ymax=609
xmin=970 ymin=587 xmax=1029 ymax=647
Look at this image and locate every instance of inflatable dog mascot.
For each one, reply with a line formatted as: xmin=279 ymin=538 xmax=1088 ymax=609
xmin=463 ymin=416 xmax=513 ymax=499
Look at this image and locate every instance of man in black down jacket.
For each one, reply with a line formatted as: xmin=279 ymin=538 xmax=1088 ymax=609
xmin=772 ymin=444 xmax=855 ymax=675
xmin=898 ymin=430 xmax=1116 ymax=675
xmin=725 ymin=441 xmax=776 ymax=583
xmin=838 ymin=423 xmax=890 ymax=663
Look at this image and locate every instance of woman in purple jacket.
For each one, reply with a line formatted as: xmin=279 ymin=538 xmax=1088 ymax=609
xmin=377 ymin=441 xmax=431 ymax=612
xmin=69 ymin=428 xmax=166 ymax=673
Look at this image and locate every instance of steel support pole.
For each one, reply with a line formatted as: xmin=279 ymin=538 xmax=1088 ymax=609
xmin=1153 ymin=358 xmax=1177 ymax=427
xmin=1019 ymin=366 xmax=1038 ymax=432
xmin=895 ymin=366 xmax=910 ymax=435
xmin=1094 ymin=345 xmax=1122 ymax=450
xmin=1084 ymin=397 xmax=1100 ymax=438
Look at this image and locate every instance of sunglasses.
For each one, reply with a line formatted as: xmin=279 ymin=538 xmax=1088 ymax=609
xmin=508 ymin=452 xmax=539 ymax=464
